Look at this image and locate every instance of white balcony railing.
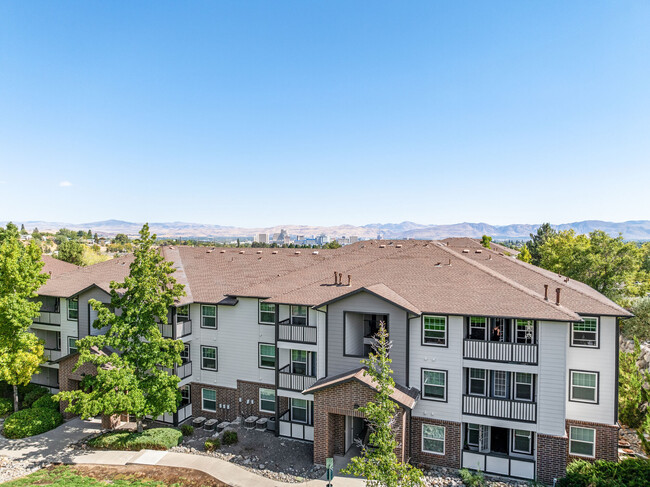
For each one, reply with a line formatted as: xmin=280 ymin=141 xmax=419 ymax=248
xmin=462 ymin=451 xmax=535 ymax=480
xmin=160 ymin=320 xmax=192 ymax=339
xmin=43 ymin=349 xmax=62 ymax=361
xmin=34 ymin=312 xmax=61 ymax=326
xmin=278 ymin=323 xmax=317 ymax=344
xmin=463 ymin=340 xmax=538 ymax=365
xmin=462 ymin=395 xmax=537 ymax=423
xmin=278 ymin=366 xmax=317 ymax=392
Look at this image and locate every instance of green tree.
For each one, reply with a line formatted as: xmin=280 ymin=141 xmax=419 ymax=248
xmin=480 ymin=235 xmax=492 ymax=249
xmin=526 ymin=222 xmax=557 ymax=266
xmin=57 ymin=239 xmax=84 ymax=266
xmin=93 ymin=232 xmax=99 ymax=243
xmin=113 ymin=233 xmax=129 ymax=245
xmin=621 ymin=298 xmax=650 ymax=342
xmin=325 ymin=241 xmax=342 ymax=249
xmin=32 ymin=227 xmax=42 ymax=241
xmin=341 ymin=323 xmax=424 ymax=487
xmin=517 ymin=245 xmax=532 ymax=263
xmin=55 ymin=224 xmax=185 ymax=432
xmin=0 ymin=223 xmax=49 ymax=411
xmin=20 ymin=224 xmax=27 ymax=235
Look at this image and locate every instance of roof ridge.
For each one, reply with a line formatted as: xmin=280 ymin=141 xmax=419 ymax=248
xmin=433 ymin=243 xmax=580 ymax=321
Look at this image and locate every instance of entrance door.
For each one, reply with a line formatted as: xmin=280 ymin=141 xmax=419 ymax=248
xmin=491 ymin=426 xmax=509 ymax=454
xmin=345 ymin=416 xmax=354 ymax=452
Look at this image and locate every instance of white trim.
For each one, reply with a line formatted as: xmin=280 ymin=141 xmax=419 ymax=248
xmin=422 ymin=369 xmax=447 ymax=402
xmin=259 ymin=301 xmax=275 ymax=325
xmin=201 ymin=304 xmax=217 ymax=329
xmin=421 ymin=424 xmax=445 ymax=455
xmin=259 ymin=388 xmax=275 ymax=414
xmin=570 ymin=317 xmax=599 ymax=348
xmin=570 ymin=371 xmax=598 ymax=403
xmin=422 ymin=315 xmax=447 ymax=346
xmin=569 ymin=426 xmax=596 ymax=458
xmin=201 ymin=388 xmax=217 ymax=412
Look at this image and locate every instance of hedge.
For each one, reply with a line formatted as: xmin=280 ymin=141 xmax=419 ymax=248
xmin=22 ymin=387 xmax=48 ymax=408
xmin=32 ymin=393 xmax=59 ymax=411
xmin=87 ymin=428 xmax=183 ymax=451
xmin=558 ymin=458 xmax=650 ymax=487
xmin=0 ymin=397 xmax=12 ymax=416
xmin=3 ymin=407 xmax=63 ymax=439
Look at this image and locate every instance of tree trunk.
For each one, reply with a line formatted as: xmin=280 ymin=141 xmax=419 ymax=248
xmin=137 ymin=417 xmax=143 ymax=433
xmin=12 ymin=385 xmax=19 ymax=412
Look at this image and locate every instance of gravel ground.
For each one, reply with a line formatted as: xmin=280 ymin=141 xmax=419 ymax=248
xmin=618 ymin=424 xmax=649 ymax=459
xmin=423 ymin=466 xmax=533 ymax=486
xmin=0 ymin=456 xmax=41 ymax=484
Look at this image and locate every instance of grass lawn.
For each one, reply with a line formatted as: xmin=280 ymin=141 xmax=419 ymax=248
xmin=87 ymin=427 xmax=183 ymax=451
xmin=0 ymin=464 xmax=228 ymax=487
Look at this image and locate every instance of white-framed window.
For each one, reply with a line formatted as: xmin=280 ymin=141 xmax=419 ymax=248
xmin=259 ymin=388 xmax=275 ymax=413
xmin=515 ymin=319 xmax=535 ymax=344
xmin=492 ymin=370 xmax=507 ymax=398
xmin=202 ymin=388 xmax=216 ymax=412
xmin=571 ymin=317 xmax=598 ymax=347
xmin=570 ymin=371 xmax=598 ymax=403
xmin=67 ymin=298 xmax=78 ymax=321
xmin=201 ymin=346 xmax=217 ymax=371
xmin=291 ymin=305 xmax=307 ymax=325
xmin=68 ymin=336 xmax=78 ymax=354
xmin=422 ymin=369 xmax=447 ymax=401
xmin=469 ymin=317 xmax=487 ymax=340
xmin=466 ymin=423 xmax=479 ymax=447
xmin=291 ymin=350 xmax=307 ymax=375
xmin=201 ymin=305 xmax=217 ymax=329
xmin=291 ymin=398 xmax=308 ymax=423
xmin=469 ymin=369 xmax=486 ymax=396
xmin=422 ymin=424 xmax=445 ymax=455
xmin=514 ymin=372 xmax=534 ymax=401
xmin=259 ymin=302 xmax=276 ymax=324
xmin=512 ymin=429 xmax=533 ymax=454
xmin=259 ymin=344 xmax=276 ymax=369
xmin=569 ymin=426 xmax=595 ymax=458
xmin=422 ymin=316 xmax=447 ymax=346
xmin=177 ymin=305 xmax=190 ymax=320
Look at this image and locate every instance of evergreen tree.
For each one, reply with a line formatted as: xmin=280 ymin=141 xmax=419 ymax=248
xmin=517 ymin=245 xmax=532 ymax=263
xmin=526 ymin=223 xmax=556 ymax=266
xmin=57 ymin=240 xmax=84 ymax=266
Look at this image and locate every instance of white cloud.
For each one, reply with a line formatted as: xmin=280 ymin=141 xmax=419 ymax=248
xmin=59 ymin=181 xmax=73 ymax=187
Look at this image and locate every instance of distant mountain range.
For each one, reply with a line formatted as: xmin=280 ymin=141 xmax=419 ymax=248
xmin=3 ymin=219 xmax=650 ymax=241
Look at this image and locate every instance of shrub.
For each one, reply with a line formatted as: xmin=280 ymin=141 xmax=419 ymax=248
xmin=22 ymin=387 xmax=48 ymax=409
xmin=181 ymin=424 xmax=194 ymax=436
xmin=17 ymin=383 xmax=46 ymax=401
xmin=87 ymin=428 xmax=183 ymax=451
xmin=32 ymin=394 xmax=59 ymax=411
xmin=204 ymin=438 xmax=221 ymax=452
xmin=459 ymin=468 xmax=485 ymax=487
xmin=558 ymin=458 xmax=650 ymax=487
xmin=222 ymin=430 xmax=238 ymax=446
xmin=3 ymin=407 xmax=63 ymax=439
xmin=0 ymin=398 xmax=12 ymax=416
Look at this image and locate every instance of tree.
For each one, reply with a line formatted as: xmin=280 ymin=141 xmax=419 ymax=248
xmin=55 ymin=224 xmax=185 ymax=432
xmin=57 ymin=240 xmax=84 ymax=266
xmin=19 ymin=224 xmax=27 ymax=236
xmin=341 ymin=323 xmax=424 ymax=487
xmin=621 ymin=298 xmax=650 ymax=342
xmin=480 ymin=235 xmax=492 ymax=249
xmin=526 ymin=223 xmax=557 ymax=266
xmin=93 ymin=232 xmax=99 ymax=243
xmin=517 ymin=245 xmax=532 ymax=263
xmin=32 ymin=227 xmax=42 ymax=241
xmin=86 ymin=230 xmax=93 ymax=239
xmin=113 ymin=233 xmax=129 ymax=245
xmin=0 ymin=223 xmax=49 ymax=411
xmin=325 ymin=241 xmax=342 ymax=249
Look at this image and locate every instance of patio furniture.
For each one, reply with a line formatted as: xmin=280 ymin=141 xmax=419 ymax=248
xmin=255 ymin=417 xmax=268 ymax=431
xmin=244 ymin=416 xmax=258 ymax=429
xmin=204 ymin=418 xmax=218 ymax=431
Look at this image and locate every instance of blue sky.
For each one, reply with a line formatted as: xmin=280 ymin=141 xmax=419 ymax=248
xmin=1 ymin=1 xmax=649 ymax=227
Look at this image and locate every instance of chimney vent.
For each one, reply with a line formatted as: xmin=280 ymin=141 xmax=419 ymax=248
xmin=544 ymin=284 xmax=549 ymax=300
xmin=338 ymin=272 xmax=343 ymax=285
xmin=555 ymin=288 xmax=561 ymax=305
xmin=347 ymin=275 xmax=351 ymax=286
xmin=334 ymin=271 xmax=338 ymax=285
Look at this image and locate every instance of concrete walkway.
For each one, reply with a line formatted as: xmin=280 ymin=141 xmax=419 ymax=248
xmin=0 ymin=417 xmax=102 ymax=464
xmin=68 ymin=449 xmax=366 ymax=487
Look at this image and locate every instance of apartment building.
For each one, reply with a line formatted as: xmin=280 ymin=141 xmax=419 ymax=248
xmin=29 ymin=239 xmax=629 ymax=483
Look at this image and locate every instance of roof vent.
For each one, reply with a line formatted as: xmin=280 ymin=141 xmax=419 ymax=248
xmin=220 ymin=249 xmax=226 ymax=253
xmin=396 ymin=244 xmax=402 ymax=248
xmin=462 ymin=249 xmax=470 ymax=253
xmin=555 ymin=288 xmax=561 ymax=306
xmin=312 ymin=251 xmax=319 ymax=255
xmin=206 ymin=249 xmax=213 ymax=253
xmin=239 ymin=250 xmax=245 ymax=254
xmin=434 ymin=262 xmax=442 ymax=267
xmin=272 ymin=250 xmax=278 ymax=254
xmin=256 ymin=250 xmax=262 ymax=254
xmin=475 ymin=249 xmax=482 ymax=254
xmin=295 ymin=251 xmax=301 ymax=255
xmin=379 ymin=244 xmax=386 ymax=249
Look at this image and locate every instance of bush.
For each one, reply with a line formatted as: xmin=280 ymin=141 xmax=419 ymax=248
xmin=0 ymin=398 xmax=12 ymax=416
xmin=22 ymin=387 xmax=48 ymax=408
xmin=558 ymin=458 xmax=650 ymax=487
xmin=459 ymin=468 xmax=485 ymax=487
xmin=3 ymin=407 xmax=63 ymax=439
xmin=181 ymin=424 xmax=194 ymax=436
xmin=17 ymin=383 xmax=46 ymax=401
xmin=87 ymin=428 xmax=183 ymax=451
xmin=621 ymin=298 xmax=650 ymax=341
xmin=32 ymin=394 xmax=59 ymax=411
xmin=222 ymin=430 xmax=238 ymax=446
xmin=204 ymin=438 xmax=221 ymax=452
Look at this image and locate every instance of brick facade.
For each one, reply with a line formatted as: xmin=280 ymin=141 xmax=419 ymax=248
xmin=190 ymin=380 xmax=277 ymax=421
xmin=57 ymin=353 xmax=98 ymax=419
xmin=566 ymin=419 xmax=619 ymax=463
xmin=537 ymin=433 xmax=568 ymax=484
xmin=410 ymin=416 xmax=461 ymax=469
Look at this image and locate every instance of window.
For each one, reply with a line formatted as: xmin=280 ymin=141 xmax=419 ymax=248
xmin=291 ymin=305 xmax=307 ymax=325
xmin=202 ymin=388 xmax=216 ymax=412
xmin=512 ymin=430 xmax=533 ymax=454
xmin=570 ymin=371 xmax=598 ymax=403
xmin=291 ymin=398 xmax=308 ymax=423
xmin=571 ymin=318 xmax=598 ymax=347
xmin=469 ymin=369 xmax=486 ymax=396
xmin=39 ymin=296 xmax=60 ymax=313
xmin=469 ymin=317 xmax=487 ymax=340
xmin=422 ymin=424 xmax=445 ymax=454
xmin=492 ymin=370 xmax=507 ymax=398
xmin=259 ymin=302 xmax=276 ymax=324
xmin=180 ymin=344 xmax=190 ymax=364
xmin=515 ymin=320 xmax=535 ymax=344
xmin=466 ymin=423 xmax=479 ymax=447
xmin=177 ymin=305 xmax=190 ymax=320
xmin=201 ymin=305 xmax=217 ymax=329
xmin=422 ymin=369 xmax=447 ymax=401
xmin=514 ymin=373 xmax=534 ymax=401
xmin=67 ymin=298 xmax=78 ymax=321
xmin=180 ymin=385 xmax=191 ymax=407
xmin=422 ymin=316 xmax=447 ymax=346
xmin=569 ymin=427 xmax=595 ymax=458
xmin=201 ymin=346 xmax=217 ymax=371
xmin=259 ymin=388 xmax=275 ymax=413
xmin=68 ymin=336 xmax=78 ymax=355
xmin=291 ymin=350 xmax=307 ymax=375
xmin=259 ymin=344 xmax=276 ymax=369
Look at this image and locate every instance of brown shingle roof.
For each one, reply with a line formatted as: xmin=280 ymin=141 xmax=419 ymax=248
xmin=42 ymin=255 xmax=78 ymax=278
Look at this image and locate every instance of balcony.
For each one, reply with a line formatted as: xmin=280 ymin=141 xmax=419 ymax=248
xmin=34 ymin=312 xmax=61 ymax=326
xmin=278 ymin=409 xmax=314 ymax=441
xmin=160 ymin=320 xmax=192 ymax=339
xmin=463 ymin=340 xmax=538 ymax=365
xmin=462 ymin=451 xmax=535 ymax=480
xmin=462 ymin=395 xmax=537 ymax=423
xmin=278 ymin=321 xmax=317 ymax=344
xmin=278 ymin=365 xmax=317 ymax=392
xmin=163 ymin=362 xmax=192 ymax=380
xmin=43 ymin=348 xmax=62 ymax=362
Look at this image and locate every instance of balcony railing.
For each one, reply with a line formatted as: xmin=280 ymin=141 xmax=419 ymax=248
xmin=462 ymin=451 xmax=535 ymax=480
xmin=278 ymin=409 xmax=314 ymax=441
xmin=160 ymin=320 xmax=192 ymax=339
xmin=34 ymin=312 xmax=61 ymax=326
xmin=463 ymin=340 xmax=538 ymax=365
xmin=163 ymin=362 xmax=192 ymax=380
xmin=278 ymin=322 xmax=317 ymax=344
xmin=43 ymin=348 xmax=62 ymax=361
xmin=278 ymin=365 xmax=317 ymax=392
xmin=462 ymin=395 xmax=537 ymax=423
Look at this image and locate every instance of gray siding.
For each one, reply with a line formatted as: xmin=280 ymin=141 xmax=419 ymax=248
xmin=327 ymin=292 xmax=408 ymax=384
xmin=78 ymin=287 xmax=111 ymax=339
xmin=537 ymin=320 xmax=568 ymax=436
